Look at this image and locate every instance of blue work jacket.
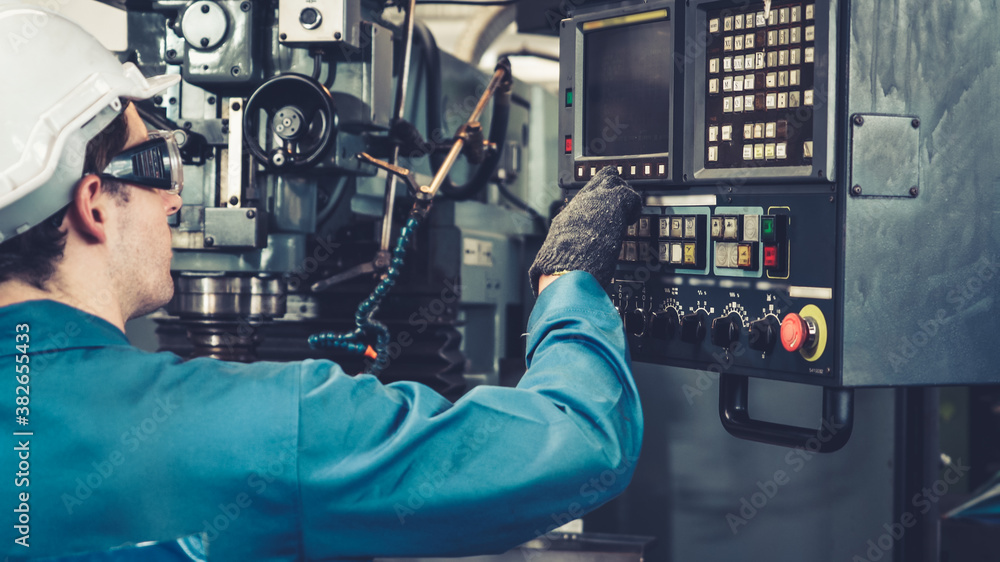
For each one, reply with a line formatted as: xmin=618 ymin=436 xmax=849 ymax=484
xmin=0 ymin=272 xmax=642 ymax=560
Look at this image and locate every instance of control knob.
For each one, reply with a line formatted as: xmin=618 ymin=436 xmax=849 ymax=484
xmin=649 ymin=307 xmax=680 ymax=341
xmin=749 ymin=316 xmax=780 ymax=352
xmin=680 ymin=311 xmax=707 ymax=343
xmin=625 ymin=308 xmax=648 ymax=337
xmin=711 ymin=313 xmax=743 ymax=348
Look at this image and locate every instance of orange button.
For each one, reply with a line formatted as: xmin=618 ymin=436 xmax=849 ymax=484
xmin=781 ymin=313 xmax=806 ymax=352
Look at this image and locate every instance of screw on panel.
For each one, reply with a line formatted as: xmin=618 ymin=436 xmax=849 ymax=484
xmin=334 ymin=31 xmax=342 ymax=40
xmin=909 ymin=186 xmax=919 ymax=197
xmin=851 ymin=185 xmax=862 ymax=196
xmin=246 ymin=210 xmax=256 ymax=219
xmin=204 ymin=237 xmax=215 ymax=247
xmin=240 ymin=2 xmax=251 ymax=11
xmin=911 ymin=118 xmax=920 ymax=128
xmin=232 ymin=102 xmax=241 ymax=112
xmin=201 ymin=37 xmax=209 ymax=47
xmin=280 ymin=33 xmax=287 ymax=41
xmin=229 ymin=196 xmax=239 ymax=206
xmin=231 ymin=66 xmax=241 ymax=76
xmin=829 ymin=196 xmax=834 ymax=203
xmin=201 ymin=4 xmax=209 ymax=13
xmin=853 ymin=115 xmax=864 ymax=126
xmin=166 ymin=49 xmax=177 ymax=59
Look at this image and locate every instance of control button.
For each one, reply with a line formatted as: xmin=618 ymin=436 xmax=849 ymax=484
xmin=762 ymin=216 xmax=776 ymax=240
xmin=781 ymin=313 xmax=818 ymax=352
xmin=711 ymin=217 xmax=723 ymax=240
xmin=624 ymin=241 xmax=637 ymax=262
xmin=564 ymin=136 xmax=572 ymax=154
xmin=737 ymin=243 xmax=754 ymax=268
xmin=670 ymin=217 xmax=683 ymax=239
xmin=743 ymin=215 xmax=759 ymax=242
xmin=680 ymin=311 xmax=707 ymax=343
xmin=638 ymin=241 xmax=655 ymax=263
xmin=649 ymin=306 xmax=677 ymax=341
xmin=300 ymin=8 xmax=322 ymax=30
xmin=638 ymin=217 xmax=651 ymax=237
xmin=670 ymin=242 xmax=683 ymax=264
xmin=723 ymin=216 xmax=739 ymax=240
xmin=565 ymin=89 xmax=573 ymax=106
xmin=683 ymin=242 xmax=697 ymax=265
xmin=625 ymin=308 xmax=647 ymax=337
xmin=764 ymin=244 xmax=779 ymax=267
xmin=749 ymin=316 xmax=779 ymax=352
xmin=683 ymin=216 xmax=697 ymax=239
xmin=711 ymin=313 xmax=743 ymax=348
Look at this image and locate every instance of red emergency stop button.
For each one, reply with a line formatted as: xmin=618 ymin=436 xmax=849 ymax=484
xmin=781 ymin=313 xmax=817 ymax=352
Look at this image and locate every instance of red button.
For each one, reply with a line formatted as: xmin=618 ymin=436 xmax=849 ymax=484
xmin=781 ymin=313 xmax=806 ymax=352
xmin=565 ymin=137 xmax=573 ymax=154
xmin=764 ymin=245 xmax=778 ymax=267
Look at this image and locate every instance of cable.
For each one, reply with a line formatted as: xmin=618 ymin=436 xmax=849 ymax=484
xmin=308 ymin=202 xmax=429 ymax=376
xmin=411 ymin=22 xmax=512 ymax=201
xmin=496 ymin=49 xmax=559 ymax=63
xmin=495 ymin=179 xmax=548 ymax=232
xmin=311 ymin=51 xmax=323 ymax=80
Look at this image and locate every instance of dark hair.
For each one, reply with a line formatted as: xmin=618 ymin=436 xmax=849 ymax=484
xmin=0 ymin=101 xmax=132 ymax=289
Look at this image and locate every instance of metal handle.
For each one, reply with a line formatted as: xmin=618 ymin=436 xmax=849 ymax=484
xmin=719 ymin=374 xmax=854 ymax=453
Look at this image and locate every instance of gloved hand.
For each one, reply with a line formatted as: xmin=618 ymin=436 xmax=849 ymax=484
xmin=529 ymin=166 xmax=641 ymax=296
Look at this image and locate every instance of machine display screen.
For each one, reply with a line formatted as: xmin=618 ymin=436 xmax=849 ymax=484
xmin=583 ymin=15 xmax=672 ymax=157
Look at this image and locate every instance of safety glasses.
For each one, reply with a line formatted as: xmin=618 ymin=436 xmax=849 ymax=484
xmin=100 ymin=130 xmax=184 ymax=195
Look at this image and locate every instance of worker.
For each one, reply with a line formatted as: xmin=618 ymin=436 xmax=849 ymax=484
xmin=0 ymin=5 xmax=642 ymax=560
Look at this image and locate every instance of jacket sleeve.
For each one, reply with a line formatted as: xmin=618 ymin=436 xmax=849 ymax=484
xmin=297 ymin=271 xmax=643 ymax=559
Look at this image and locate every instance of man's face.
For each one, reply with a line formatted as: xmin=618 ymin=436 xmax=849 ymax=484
xmin=107 ymin=104 xmax=183 ymax=320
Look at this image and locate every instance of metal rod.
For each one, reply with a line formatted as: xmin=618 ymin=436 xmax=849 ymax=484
xmin=380 ymin=0 xmax=419 ymax=253
xmin=422 ymin=66 xmax=508 ymax=199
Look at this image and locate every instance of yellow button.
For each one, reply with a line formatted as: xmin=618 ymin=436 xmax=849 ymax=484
xmin=738 ymin=244 xmax=752 ymax=267
xmin=683 ymin=243 xmax=697 ymax=265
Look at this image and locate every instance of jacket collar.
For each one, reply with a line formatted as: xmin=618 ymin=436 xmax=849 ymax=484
xmin=0 ymin=300 xmax=130 ymax=356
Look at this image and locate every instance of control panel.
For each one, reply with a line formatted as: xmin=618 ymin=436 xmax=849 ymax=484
xmin=613 ymin=196 xmax=835 ymax=385
xmin=558 ymin=0 xmax=1000 ymax=450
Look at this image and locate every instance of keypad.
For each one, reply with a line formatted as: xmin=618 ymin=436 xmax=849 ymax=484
xmin=705 ymin=3 xmax=817 ymax=169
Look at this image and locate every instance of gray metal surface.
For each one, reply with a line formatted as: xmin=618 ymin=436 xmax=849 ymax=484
xmin=842 ymin=0 xmax=1000 ymax=385
xmin=849 ymin=114 xmax=919 ymax=198
xmin=203 ymin=207 xmax=266 ymax=248
xmin=586 ymin=363 xmax=898 ymax=562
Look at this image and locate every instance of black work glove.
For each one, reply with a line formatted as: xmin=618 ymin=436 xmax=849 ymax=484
xmin=529 ymin=166 xmax=641 ymax=296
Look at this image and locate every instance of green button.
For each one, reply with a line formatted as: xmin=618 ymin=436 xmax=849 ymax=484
xmin=566 ymin=89 xmax=573 ymax=106
xmin=762 ymin=217 xmax=775 ymax=236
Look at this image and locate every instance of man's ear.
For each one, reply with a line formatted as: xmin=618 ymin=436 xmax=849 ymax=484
xmin=68 ymin=175 xmax=113 ymax=244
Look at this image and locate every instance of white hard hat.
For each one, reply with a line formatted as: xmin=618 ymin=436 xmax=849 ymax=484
xmin=0 ymin=3 xmax=181 ymax=243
